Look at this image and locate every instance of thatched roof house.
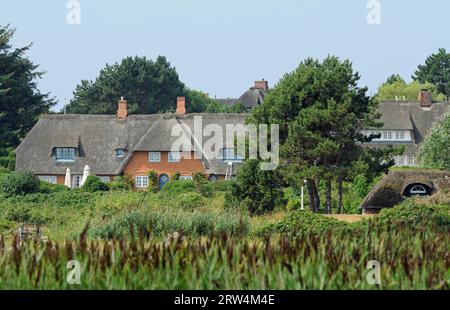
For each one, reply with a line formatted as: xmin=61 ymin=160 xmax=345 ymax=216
xmin=16 ymin=97 xmax=246 ymax=188
xmin=362 ymin=91 xmax=450 ymax=166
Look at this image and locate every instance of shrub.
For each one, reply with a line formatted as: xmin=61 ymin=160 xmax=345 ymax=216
xmin=0 ymin=156 xmax=15 ymax=171
xmin=258 ymin=210 xmax=356 ymax=236
xmin=39 ymin=181 xmax=70 ymax=194
xmin=191 ymin=172 xmax=213 ymax=197
xmin=369 ymin=200 xmax=450 ymax=231
xmin=90 ymin=207 xmax=249 ymax=239
xmin=0 ymin=171 xmax=40 ymax=196
xmin=210 ymin=180 xmax=232 ymax=192
xmin=351 ymin=174 xmax=372 ymax=199
xmin=148 ymin=170 xmax=159 ymax=193
xmin=198 ymin=182 xmax=213 ymax=198
xmin=177 ymin=192 xmax=206 ymax=210
xmin=161 ymin=180 xmax=195 ymax=196
xmin=418 ymin=112 xmax=450 ymax=170
xmin=7 ymin=158 xmax=15 ymax=171
xmin=192 ymin=172 xmax=206 ymax=191
xmin=286 ymin=198 xmax=301 ymax=211
xmin=110 ymin=175 xmax=134 ymax=191
xmin=226 ymin=160 xmax=286 ymax=215
xmin=82 ymin=176 xmax=109 ymax=193
xmin=171 ymin=171 xmax=181 ymax=181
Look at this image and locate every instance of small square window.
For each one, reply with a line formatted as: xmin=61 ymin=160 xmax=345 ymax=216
xmin=135 ymin=176 xmax=149 ymax=188
xmin=168 ymin=152 xmax=181 ymax=163
xmin=116 ymin=149 xmax=126 ymax=158
xmin=149 ymin=152 xmax=161 ymax=162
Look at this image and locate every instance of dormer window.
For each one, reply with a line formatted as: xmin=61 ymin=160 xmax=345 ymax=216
xmin=116 ymin=149 xmax=126 ymax=158
xmin=55 ymin=147 xmax=76 ymax=162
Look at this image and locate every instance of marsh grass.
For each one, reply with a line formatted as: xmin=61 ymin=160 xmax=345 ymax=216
xmin=0 ymin=184 xmax=448 ymax=290
xmin=0 ymin=219 xmax=448 ymax=289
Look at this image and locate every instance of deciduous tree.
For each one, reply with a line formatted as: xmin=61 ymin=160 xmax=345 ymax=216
xmin=418 ymin=113 xmax=450 ymax=170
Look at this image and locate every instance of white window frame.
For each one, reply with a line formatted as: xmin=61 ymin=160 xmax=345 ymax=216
xmin=168 ymin=151 xmax=181 ymax=163
xmin=38 ymin=176 xmax=57 ymax=184
xmin=72 ymin=175 xmax=82 ymax=188
xmin=149 ymin=152 xmax=161 ymax=163
xmin=135 ymin=176 xmax=149 ymax=188
xmin=180 ymin=175 xmax=193 ymax=180
xmin=408 ymin=155 xmax=416 ymax=166
xmin=98 ymin=176 xmax=110 ymax=183
xmin=55 ymin=147 xmax=76 ymax=162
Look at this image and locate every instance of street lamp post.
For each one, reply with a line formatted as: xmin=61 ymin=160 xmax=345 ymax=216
xmin=301 ymin=179 xmax=307 ymax=211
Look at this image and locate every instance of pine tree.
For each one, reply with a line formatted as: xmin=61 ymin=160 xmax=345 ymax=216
xmin=0 ymin=24 xmax=54 ymax=151
xmin=413 ymin=48 xmax=450 ymax=98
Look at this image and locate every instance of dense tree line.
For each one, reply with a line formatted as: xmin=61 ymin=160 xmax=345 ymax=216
xmin=378 ymin=48 xmax=450 ymax=101
xmin=65 ymin=56 xmax=235 ymax=115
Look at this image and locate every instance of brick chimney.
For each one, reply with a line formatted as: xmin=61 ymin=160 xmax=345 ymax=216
xmin=418 ymin=90 xmax=432 ymax=107
xmin=176 ymin=96 xmax=186 ymax=115
xmin=117 ymin=97 xmax=128 ymax=119
xmin=254 ymin=79 xmax=269 ymax=91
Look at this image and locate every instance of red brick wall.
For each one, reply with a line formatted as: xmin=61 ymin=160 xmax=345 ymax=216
xmin=123 ymin=151 xmax=206 ymax=178
xmin=57 ymin=175 xmax=65 ymax=185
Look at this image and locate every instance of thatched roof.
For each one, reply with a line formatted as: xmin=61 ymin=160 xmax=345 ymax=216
xmin=217 ymin=86 xmax=268 ymax=109
xmin=16 ymin=113 xmax=247 ymax=176
xmin=236 ymin=87 xmax=266 ymax=109
xmin=376 ymin=101 xmax=449 ymax=143
xmin=363 ymin=101 xmax=450 ymax=156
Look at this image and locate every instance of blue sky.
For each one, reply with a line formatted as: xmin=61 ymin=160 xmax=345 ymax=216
xmin=1 ymin=0 xmax=449 ymax=111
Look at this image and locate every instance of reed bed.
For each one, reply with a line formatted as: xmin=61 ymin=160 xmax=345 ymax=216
xmin=0 ymin=222 xmax=448 ymax=290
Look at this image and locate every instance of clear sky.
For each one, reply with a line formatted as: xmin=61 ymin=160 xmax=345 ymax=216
xmin=1 ymin=0 xmax=449 ymax=111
